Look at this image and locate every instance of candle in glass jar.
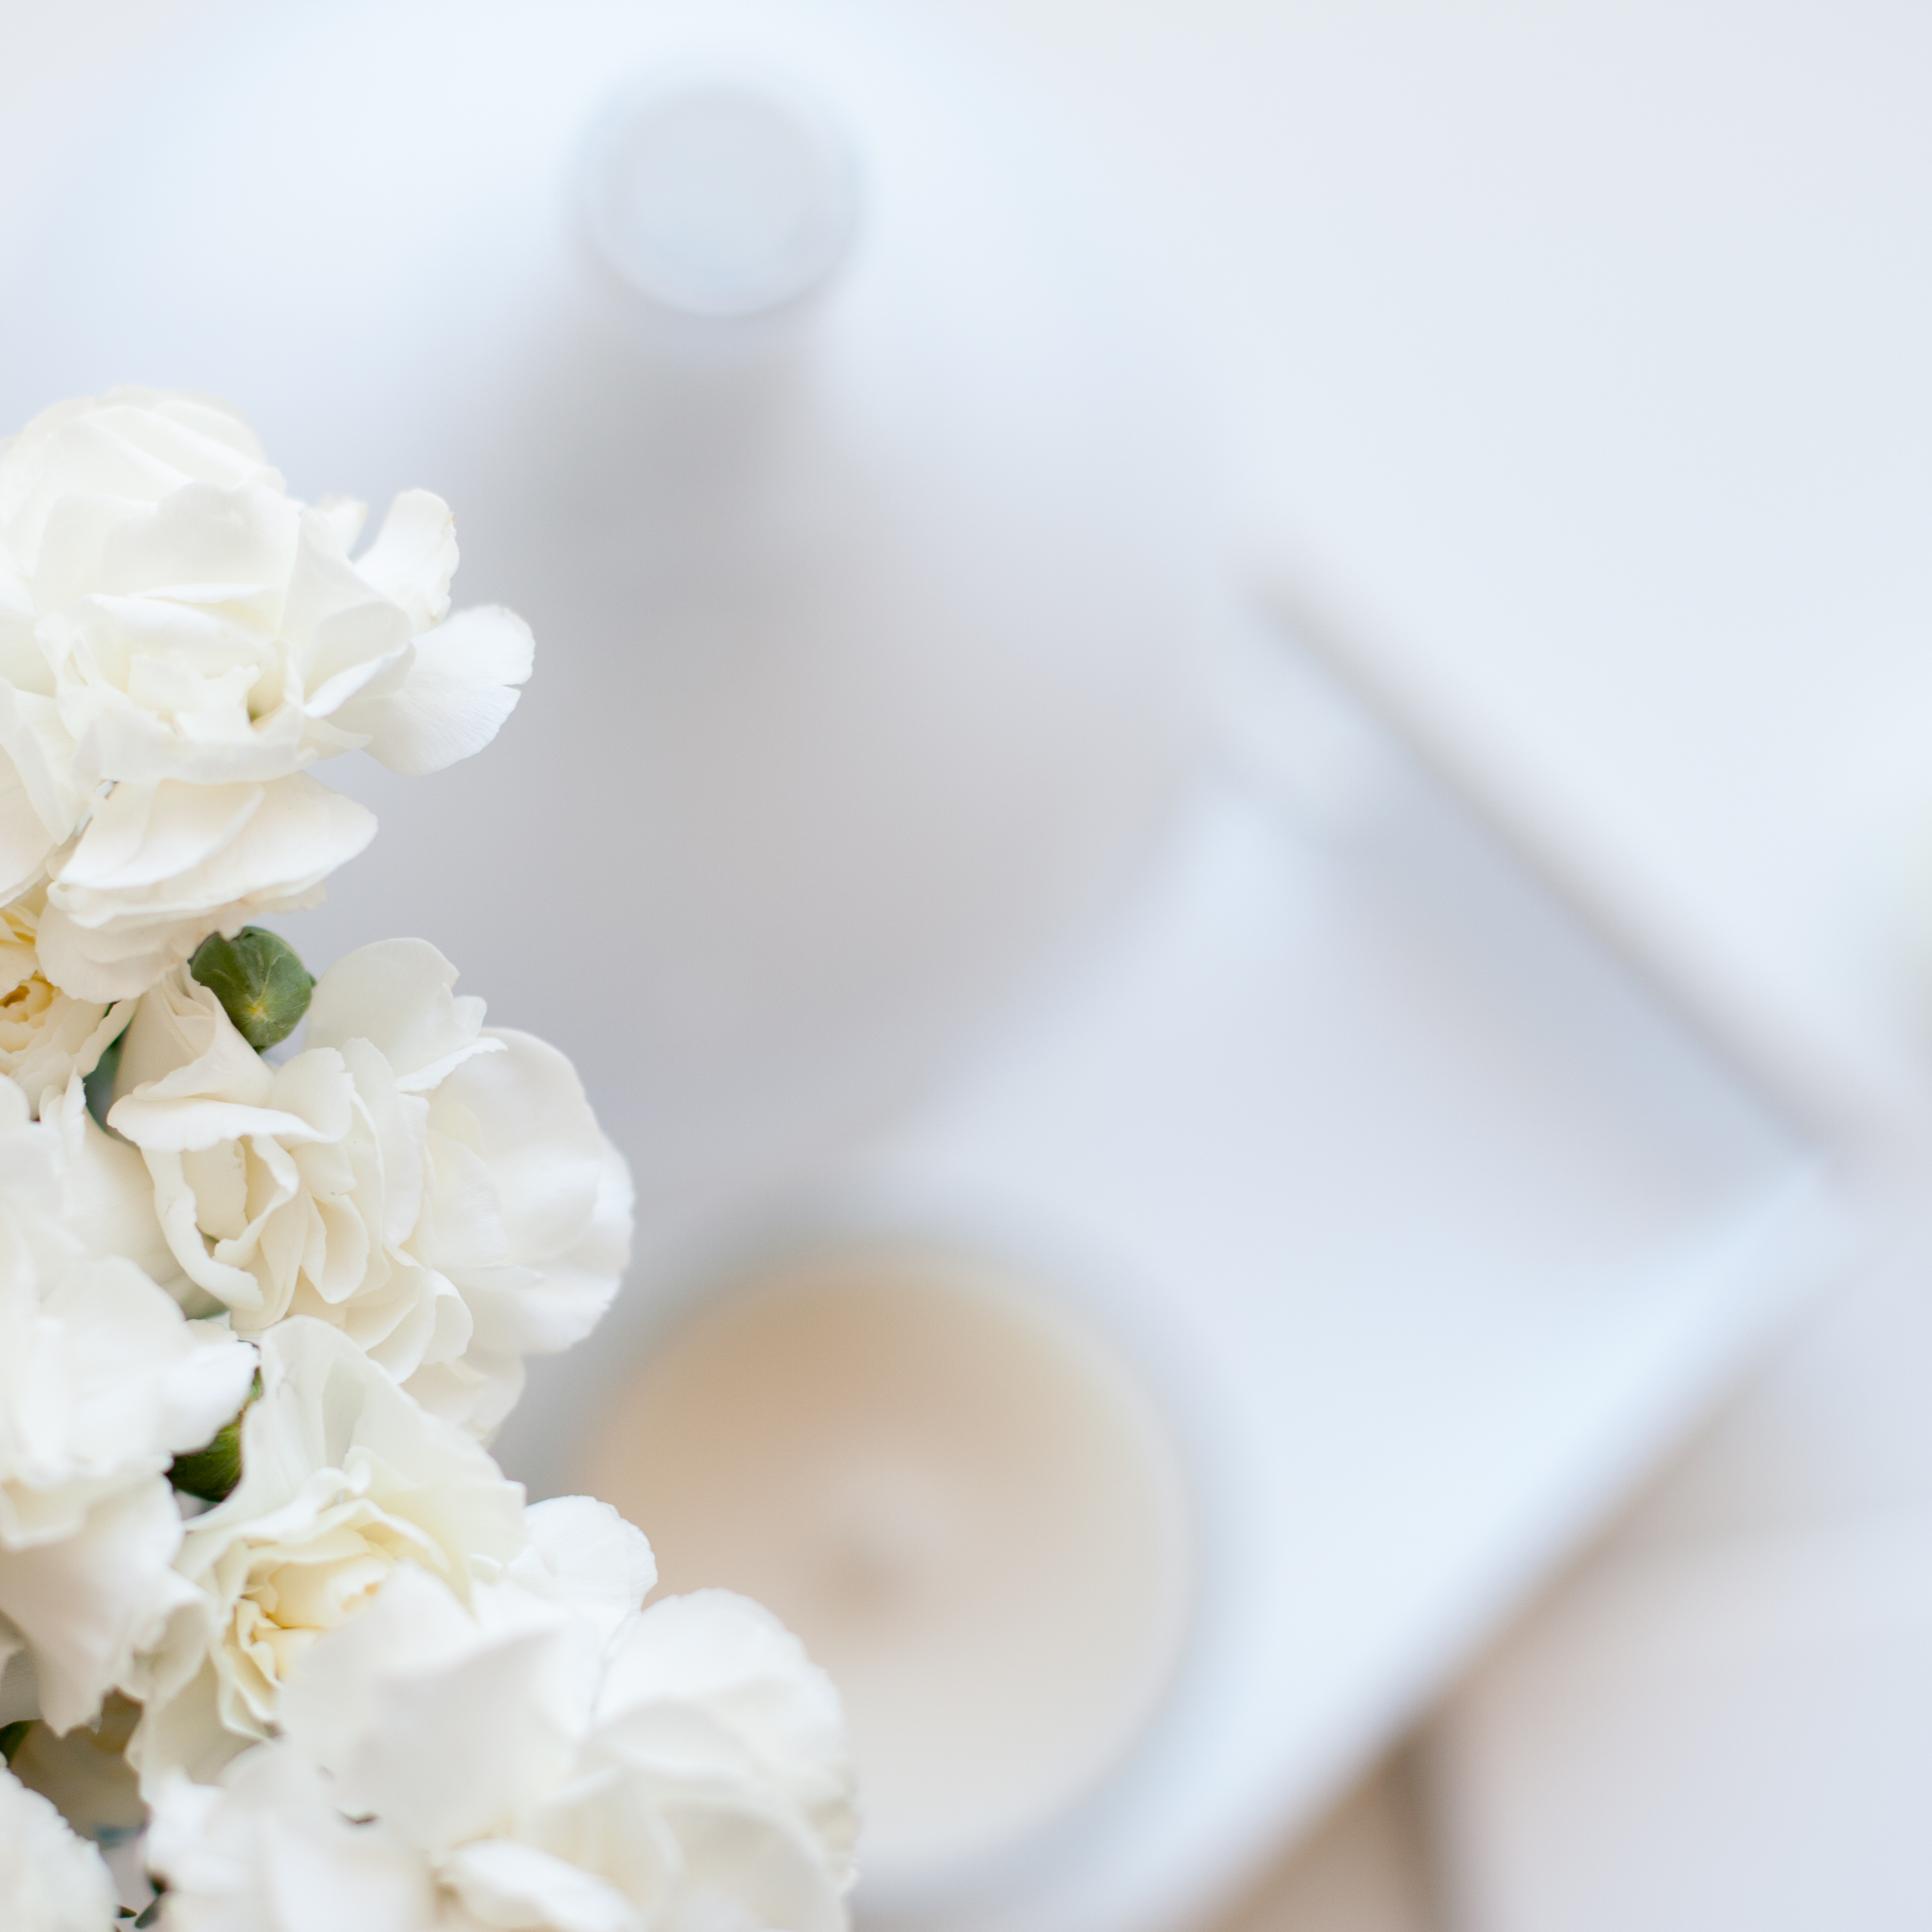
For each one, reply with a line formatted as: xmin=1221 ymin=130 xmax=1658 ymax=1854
xmin=576 ymin=1244 xmax=1192 ymax=1888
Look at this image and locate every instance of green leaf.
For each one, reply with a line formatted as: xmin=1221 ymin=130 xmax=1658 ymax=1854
xmin=189 ymin=927 xmax=315 ymax=1052
xmin=0 ymin=1720 xmax=29 ymax=1765
xmin=83 ymin=1028 xmax=126 ymax=1136
xmin=169 ymin=1373 xmax=261 ymax=1504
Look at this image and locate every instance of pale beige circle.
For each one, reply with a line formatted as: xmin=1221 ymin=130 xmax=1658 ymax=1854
xmin=576 ymin=1244 xmax=1192 ymax=1883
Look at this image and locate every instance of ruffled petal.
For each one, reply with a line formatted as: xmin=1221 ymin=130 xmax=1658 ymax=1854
xmin=336 ymin=604 xmax=532 ymax=777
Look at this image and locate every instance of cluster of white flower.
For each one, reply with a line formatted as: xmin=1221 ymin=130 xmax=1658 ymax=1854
xmin=0 ymin=393 xmax=858 ymax=1930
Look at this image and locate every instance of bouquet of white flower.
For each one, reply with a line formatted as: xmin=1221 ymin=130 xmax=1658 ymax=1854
xmin=0 ymin=390 xmax=859 ymax=1931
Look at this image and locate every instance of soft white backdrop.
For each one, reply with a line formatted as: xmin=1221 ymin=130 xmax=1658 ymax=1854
xmin=4 ymin=5 xmax=1930 ymax=1928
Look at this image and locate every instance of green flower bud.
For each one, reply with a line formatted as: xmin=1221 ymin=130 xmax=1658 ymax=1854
xmin=169 ymin=1375 xmax=259 ymax=1504
xmin=189 ymin=927 xmax=315 ymax=1052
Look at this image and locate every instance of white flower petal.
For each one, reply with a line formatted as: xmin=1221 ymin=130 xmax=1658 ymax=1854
xmin=0 ymin=684 xmax=81 ymax=849
xmin=0 ymin=567 xmax=50 ymax=693
xmin=146 ymin=1751 xmax=437 ymax=1932
xmin=0 ymin=1082 xmax=254 ymax=1734
xmin=442 ymin=1836 xmax=641 ymax=1932
xmin=0 ymin=389 xmax=537 ymax=977
xmin=311 ymin=497 xmax=368 ymax=555
xmin=337 ymin=604 xmax=533 ymax=776
xmin=116 ymin=936 xmax=623 ymax=1420
xmin=38 ymin=1258 xmax=254 ymax=1462
xmin=597 ymin=1592 xmax=859 ymax=1890
xmin=40 ymin=774 xmax=376 ymax=1002
xmin=305 ymin=938 xmax=498 ymax=1090
xmin=112 ymin=1046 xmax=352 ymax=1156
xmin=56 ymin=778 xmax=261 ymax=896
xmin=401 ymin=1350 xmax=522 ymax=1439
xmin=652 ymin=1791 xmax=848 ymax=1932
xmin=0 ymin=761 xmax=54 ymax=906
xmin=350 ymin=489 xmax=458 ymax=632
xmin=299 ymin=601 xmax=413 ymax=720
xmin=128 ymin=1320 xmax=526 ymax=1791
xmin=431 ymin=1031 xmax=612 ymax=1265
xmin=47 ymin=1076 xmax=178 ymax=1283
xmin=509 ymin=1498 xmax=656 ymax=1655
xmin=0 ymin=1765 xmax=118 ymax=1932
xmin=199 ymin=1570 xmax=857 ymax=1932
xmin=0 ymin=1477 xmax=185 ymax=1735
xmin=112 ymin=969 xmax=262 ymax=1106
xmin=458 ymin=1136 xmax=632 ymax=1362
xmin=279 ymin=1563 xmax=578 ymax=1851
xmin=95 ymin=480 xmax=298 ymax=603
xmin=1 ymin=389 xmax=274 ymax=575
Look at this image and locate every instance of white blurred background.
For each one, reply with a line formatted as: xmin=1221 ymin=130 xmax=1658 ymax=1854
xmin=5 ymin=4 xmax=1932 ymax=1927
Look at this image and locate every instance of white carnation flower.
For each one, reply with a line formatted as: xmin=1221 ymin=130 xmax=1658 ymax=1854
xmin=0 ymin=1765 xmax=118 ymax=1932
xmin=145 ymin=1749 xmax=434 ymax=1932
xmin=125 ymin=1317 xmax=527 ymax=1789
xmin=149 ymin=1556 xmax=858 ymax=1932
xmin=0 ymin=387 xmax=534 ymax=1000
xmin=35 ymin=773 xmax=378 ymax=1005
xmin=500 ymin=1492 xmax=660 ymax=1658
xmin=0 ymin=1079 xmax=256 ymax=1738
xmin=107 ymin=939 xmax=633 ymax=1434
xmin=5 ymin=1695 xmax=151 ymax=1917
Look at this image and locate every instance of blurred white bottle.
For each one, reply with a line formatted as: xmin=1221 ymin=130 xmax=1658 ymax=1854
xmin=0 ymin=0 xmax=1224 ymax=1182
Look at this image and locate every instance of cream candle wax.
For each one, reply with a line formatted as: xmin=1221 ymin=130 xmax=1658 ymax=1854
xmin=576 ymin=1245 xmax=1193 ymax=1892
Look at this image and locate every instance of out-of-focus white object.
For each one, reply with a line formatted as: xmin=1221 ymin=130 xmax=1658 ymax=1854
xmin=576 ymin=1245 xmax=1193 ymax=1890
xmin=500 ymin=610 xmax=1877 ymax=1932
xmin=581 ymin=68 xmax=861 ymax=317
xmin=0 ymin=0 xmax=1218 ymax=1173
xmin=1428 ymin=1501 xmax=1932 ymax=1932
